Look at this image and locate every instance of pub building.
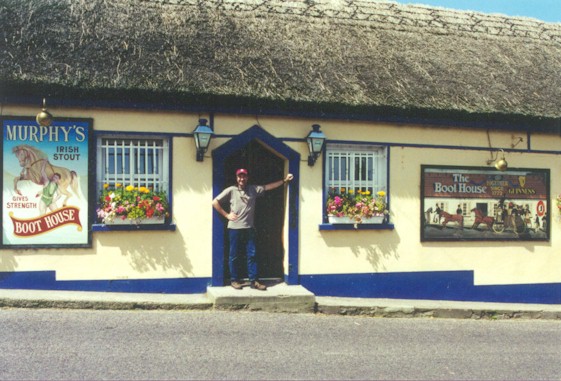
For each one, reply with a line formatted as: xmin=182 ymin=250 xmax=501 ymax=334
xmin=1 ymin=0 xmax=561 ymax=303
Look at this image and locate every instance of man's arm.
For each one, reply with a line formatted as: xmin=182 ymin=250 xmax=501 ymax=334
xmin=264 ymin=173 xmax=294 ymax=191
xmin=212 ymin=198 xmax=238 ymax=221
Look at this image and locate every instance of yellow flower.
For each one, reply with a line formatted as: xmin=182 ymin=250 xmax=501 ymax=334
xmin=348 ymin=189 xmax=354 ymax=194
xmin=126 ymin=185 xmax=135 ymax=192
xmin=377 ymin=191 xmax=386 ymax=197
xmin=103 ymin=184 xmax=109 ymax=189
xmin=116 ymin=183 xmax=122 ymax=188
xmin=363 ymin=190 xmax=371 ymax=195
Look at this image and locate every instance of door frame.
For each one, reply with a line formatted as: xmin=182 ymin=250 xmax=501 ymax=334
xmin=211 ymin=125 xmax=301 ymax=286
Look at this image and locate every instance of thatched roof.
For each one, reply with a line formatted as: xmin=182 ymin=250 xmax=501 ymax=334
xmin=2 ymin=0 xmax=561 ymax=129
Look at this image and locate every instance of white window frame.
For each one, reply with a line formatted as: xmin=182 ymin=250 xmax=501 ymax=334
xmin=325 ymin=143 xmax=388 ymax=196
xmin=96 ymin=134 xmax=170 ymax=197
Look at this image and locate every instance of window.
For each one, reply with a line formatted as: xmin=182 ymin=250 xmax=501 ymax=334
xmin=323 ymin=143 xmax=390 ymax=229
xmin=97 ymin=136 xmax=169 ymax=192
xmin=95 ymin=135 xmax=172 ymax=227
xmin=326 ymin=144 xmax=387 ymax=196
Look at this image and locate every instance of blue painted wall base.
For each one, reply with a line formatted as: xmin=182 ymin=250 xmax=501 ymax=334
xmin=2 ymin=270 xmax=561 ymax=304
xmin=0 ymin=271 xmax=209 ymax=294
xmin=301 ymin=271 xmax=561 ymax=305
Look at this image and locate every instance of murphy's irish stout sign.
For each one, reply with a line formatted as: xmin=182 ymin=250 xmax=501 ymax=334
xmin=421 ymin=165 xmax=549 ymax=242
xmin=1 ymin=117 xmax=93 ymax=248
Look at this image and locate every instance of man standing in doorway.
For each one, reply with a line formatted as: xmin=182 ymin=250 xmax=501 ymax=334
xmin=212 ymin=168 xmax=294 ymax=291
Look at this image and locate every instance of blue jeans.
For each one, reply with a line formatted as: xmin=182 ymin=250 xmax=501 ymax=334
xmin=228 ymin=228 xmax=257 ymax=281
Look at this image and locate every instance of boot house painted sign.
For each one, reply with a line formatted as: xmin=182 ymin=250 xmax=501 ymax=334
xmin=421 ymin=165 xmax=550 ymax=242
xmin=1 ymin=117 xmax=93 ymax=248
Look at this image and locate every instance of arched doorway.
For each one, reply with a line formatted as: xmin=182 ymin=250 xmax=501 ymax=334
xmin=223 ymin=140 xmax=285 ymax=279
xmin=211 ymin=126 xmax=300 ymax=286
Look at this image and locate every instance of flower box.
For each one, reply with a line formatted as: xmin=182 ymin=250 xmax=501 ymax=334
xmin=326 ymin=189 xmax=388 ymax=226
xmin=363 ymin=216 xmax=385 ymax=224
xmin=104 ymin=217 xmax=165 ymax=225
xmin=328 ymin=215 xmax=384 ymax=224
xmin=97 ymin=184 xmax=170 ymax=225
xmin=328 ymin=216 xmax=355 ymax=224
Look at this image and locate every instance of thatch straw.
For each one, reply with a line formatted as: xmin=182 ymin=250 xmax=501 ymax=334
xmin=1 ymin=0 xmax=561 ymax=122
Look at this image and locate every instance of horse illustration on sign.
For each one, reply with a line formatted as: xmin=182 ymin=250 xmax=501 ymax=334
xmin=12 ymin=144 xmax=80 ymax=206
xmin=436 ymin=209 xmax=463 ymax=229
xmin=471 ymin=208 xmax=494 ymax=230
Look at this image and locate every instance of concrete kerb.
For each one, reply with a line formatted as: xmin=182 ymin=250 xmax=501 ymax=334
xmin=315 ymin=297 xmax=561 ymax=320
xmin=0 ymin=289 xmax=213 ymax=311
xmin=1 ymin=289 xmax=561 ymax=320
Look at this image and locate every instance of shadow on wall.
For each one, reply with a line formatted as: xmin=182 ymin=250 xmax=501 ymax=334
xmin=97 ymin=230 xmax=193 ymax=276
xmin=321 ymin=231 xmax=400 ymax=271
xmin=0 ymin=252 xmax=18 ymax=272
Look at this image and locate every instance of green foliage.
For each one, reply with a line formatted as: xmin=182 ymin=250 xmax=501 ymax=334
xmin=97 ymin=183 xmax=169 ymax=223
xmin=326 ymin=189 xmax=388 ymax=222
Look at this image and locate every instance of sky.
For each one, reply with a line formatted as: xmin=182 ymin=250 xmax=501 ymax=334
xmin=393 ymin=0 xmax=561 ymax=23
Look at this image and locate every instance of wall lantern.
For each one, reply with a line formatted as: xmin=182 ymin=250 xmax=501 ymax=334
xmin=193 ymin=118 xmax=214 ymax=162
xmin=36 ymin=98 xmax=53 ymax=127
xmin=306 ymin=124 xmax=326 ymax=166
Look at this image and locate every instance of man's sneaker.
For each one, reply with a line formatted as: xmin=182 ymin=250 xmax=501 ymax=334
xmin=250 ymin=280 xmax=267 ymax=291
xmin=231 ymin=281 xmax=243 ymax=290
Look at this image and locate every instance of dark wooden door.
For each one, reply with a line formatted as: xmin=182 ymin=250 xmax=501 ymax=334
xmin=224 ymin=140 xmax=285 ymax=280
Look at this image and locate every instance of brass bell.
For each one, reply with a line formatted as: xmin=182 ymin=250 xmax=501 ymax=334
xmin=36 ymin=98 xmax=53 ymax=127
xmin=494 ymin=150 xmax=508 ymax=171
xmin=495 ymin=158 xmax=508 ymax=171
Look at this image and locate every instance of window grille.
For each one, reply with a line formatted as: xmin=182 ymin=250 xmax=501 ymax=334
xmin=97 ymin=137 xmax=169 ymax=193
xmin=326 ymin=144 xmax=387 ymax=195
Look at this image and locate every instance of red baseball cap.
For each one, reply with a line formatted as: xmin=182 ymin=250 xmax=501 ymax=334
xmin=236 ymin=168 xmax=248 ymax=176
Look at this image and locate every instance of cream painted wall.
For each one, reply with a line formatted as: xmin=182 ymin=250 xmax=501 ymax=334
xmin=2 ymin=105 xmax=213 ymax=280
xmin=299 ymin=140 xmax=561 ymax=287
xmin=2 ymin=104 xmax=561 ymax=288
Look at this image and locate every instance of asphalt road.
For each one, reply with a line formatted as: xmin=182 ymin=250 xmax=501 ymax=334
xmin=1 ymin=309 xmax=560 ymax=380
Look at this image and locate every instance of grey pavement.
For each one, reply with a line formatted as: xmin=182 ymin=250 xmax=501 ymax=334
xmin=1 ymin=283 xmax=561 ymax=320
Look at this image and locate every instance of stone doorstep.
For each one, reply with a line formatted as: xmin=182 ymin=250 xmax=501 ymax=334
xmin=206 ymin=284 xmax=316 ymax=313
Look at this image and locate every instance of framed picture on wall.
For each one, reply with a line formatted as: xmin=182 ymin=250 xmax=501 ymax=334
xmin=421 ymin=165 xmax=550 ymax=242
xmin=1 ymin=116 xmax=94 ymax=248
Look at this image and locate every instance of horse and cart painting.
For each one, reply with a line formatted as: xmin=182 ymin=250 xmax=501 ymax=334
xmin=1 ymin=117 xmax=93 ymax=248
xmin=421 ymin=165 xmax=549 ymax=242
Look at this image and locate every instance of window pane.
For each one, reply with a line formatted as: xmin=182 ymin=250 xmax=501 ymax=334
xmin=99 ymin=137 xmax=167 ymax=192
xmin=326 ymin=144 xmax=387 ymax=195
